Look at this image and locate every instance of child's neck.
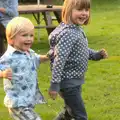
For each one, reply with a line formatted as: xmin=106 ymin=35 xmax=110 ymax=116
xmin=24 ymin=51 xmax=30 ymax=55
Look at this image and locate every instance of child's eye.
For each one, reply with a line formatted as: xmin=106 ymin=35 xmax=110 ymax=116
xmin=85 ymin=8 xmax=89 ymax=11
xmin=77 ymin=8 xmax=82 ymax=11
xmin=77 ymin=8 xmax=89 ymax=11
xmin=22 ymin=34 xmax=34 ymax=37
xmin=30 ymin=34 xmax=34 ymax=37
xmin=22 ymin=34 xmax=28 ymax=37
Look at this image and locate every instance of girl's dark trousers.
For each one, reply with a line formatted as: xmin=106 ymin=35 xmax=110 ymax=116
xmin=61 ymin=85 xmax=87 ymax=120
xmin=0 ymin=23 xmax=6 ymax=57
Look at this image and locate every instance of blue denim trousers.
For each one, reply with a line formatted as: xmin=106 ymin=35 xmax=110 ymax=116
xmin=60 ymin=85 xmax=87 ymax=120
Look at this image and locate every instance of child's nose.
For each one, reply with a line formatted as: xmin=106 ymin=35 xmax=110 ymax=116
xmin=82 ymin=9 xmax=87 ymax=14
xmin=27 ymin=35 xmax=32 ymax=40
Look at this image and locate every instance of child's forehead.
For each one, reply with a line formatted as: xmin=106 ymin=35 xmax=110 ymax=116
xmin=13 ymin=18 xmax=34 ymax=32
xmin=18 ymin=28 xmax=34 ymax=34
xmin=74 ymin=0 xmax=90 ymax=9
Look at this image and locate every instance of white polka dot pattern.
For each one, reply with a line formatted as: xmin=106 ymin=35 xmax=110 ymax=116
xmin=49 ymin=22 xmax=103 ymax=91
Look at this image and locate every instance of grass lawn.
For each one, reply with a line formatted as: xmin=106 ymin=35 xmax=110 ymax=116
xmin=0 ymin=0 xmax=120 ymax=119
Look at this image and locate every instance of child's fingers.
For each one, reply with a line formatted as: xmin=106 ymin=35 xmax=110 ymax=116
xmin=49 ymin=91 xmax=58 ymax=100
xmin=3 ymin=68 xmax=12 ymax=80
xmin=7 ymin=76 xmax=12 ymax=80
xmin=100 ymin=49 xmax=108 ymax=58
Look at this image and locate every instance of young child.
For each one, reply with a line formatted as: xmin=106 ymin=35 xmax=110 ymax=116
xmin=48 ymin=0 xmax=108 ymax=119
xmin=0 ymin=16 xmax=49 ymax=120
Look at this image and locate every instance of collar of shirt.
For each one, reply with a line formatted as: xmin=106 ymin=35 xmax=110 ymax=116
xmin=60 ymin=22 xmax=83 ymax=29
xmin=6 ymin=44 xmax=33 ymax=55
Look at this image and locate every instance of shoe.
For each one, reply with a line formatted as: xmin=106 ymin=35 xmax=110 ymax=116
xmin=54 ymin=109 xmax=73 ymax=120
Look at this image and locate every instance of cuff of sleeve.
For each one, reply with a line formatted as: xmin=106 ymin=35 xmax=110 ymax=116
xmin=95 ymin=51 xmax=103 ymax=60
xmin=49 ymin=82 xmax=60 ymax=92
xmin=5 ymin=9 xmax=14 ymax=17
xmin=5 ymin=9 xmax=8 ymax=15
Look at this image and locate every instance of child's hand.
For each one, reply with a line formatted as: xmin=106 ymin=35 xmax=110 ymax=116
xmin=49 ymin=90 xmax=58 ymax=100
xmin=3 ymin=68 xmax=12 ymax=80
xmin=99 ymin=49 xmax=108 ymax=59
xmin=46 ymin=49 xmax=54 ymax=59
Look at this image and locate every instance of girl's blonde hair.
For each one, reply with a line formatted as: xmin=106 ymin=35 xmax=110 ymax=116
xmin=62 ymin=0 xmax=90 ymax=25
xmin=6 ymin=16 xmax=34 ymax=44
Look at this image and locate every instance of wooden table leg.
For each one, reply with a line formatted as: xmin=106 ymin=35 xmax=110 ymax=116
xmin=42 ymin=11 xmax=56 ymax=35
xmin=33 ymin=13 xmax=41 ymax=42
xmin=54 ymin=11 xmax=61 ymax=23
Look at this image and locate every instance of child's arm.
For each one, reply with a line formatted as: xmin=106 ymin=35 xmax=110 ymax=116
xmin=0 ymin=68 xmax=12 ymax=80
xmin=40 ymin=50 xmax=54 ymax=63
xmin=89 ymin=48 xmax=108 ymax=60
xmin=40 ymin=55 xmax=49 ymax=63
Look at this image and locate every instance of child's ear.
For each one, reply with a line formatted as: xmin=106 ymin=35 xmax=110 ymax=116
xmin=7 ymin=39 xmax=14 ymax=45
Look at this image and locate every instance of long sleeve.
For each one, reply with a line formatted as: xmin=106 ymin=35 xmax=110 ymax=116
xmin=88 ymin=48 xmax=103 ymax=60
xmin=5 ymin=0 xmax=18 ymax=17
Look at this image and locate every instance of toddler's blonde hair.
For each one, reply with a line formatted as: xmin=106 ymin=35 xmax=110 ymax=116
xmin=6 ymin=16 xmax=34 ymax=44
xmin=62 ymin=0 xmax=90 ymax=24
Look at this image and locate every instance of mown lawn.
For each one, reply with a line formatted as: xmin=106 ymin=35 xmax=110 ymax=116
xmin=0 ymin=0 xmax=120 ymax=120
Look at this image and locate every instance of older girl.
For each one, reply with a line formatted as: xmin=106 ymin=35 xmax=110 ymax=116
xmin=48 ymin=0 xmax=108 ymax=119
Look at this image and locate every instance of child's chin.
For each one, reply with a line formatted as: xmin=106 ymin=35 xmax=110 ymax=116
xmin=22 ymin=48 xmax=30 ymax=52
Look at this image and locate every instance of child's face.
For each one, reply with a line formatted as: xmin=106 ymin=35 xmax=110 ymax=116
xmin=71 ymin=8 xmax=89 ymax=25
xmin=11 ymin=30 xmax=34 ymax=52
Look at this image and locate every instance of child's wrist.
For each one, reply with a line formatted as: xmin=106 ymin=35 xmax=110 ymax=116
xmin=46 ymin=49 xmax=54 ymax=59
xmin=2 ymin=71 xmax=6 ymax=78
xmin=0 ymin=71 xmax=3 ymax=78
xmin=46 ymin=52 xmax=50 ymax=59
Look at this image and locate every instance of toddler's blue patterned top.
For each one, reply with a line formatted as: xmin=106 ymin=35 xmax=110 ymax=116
xmin=0 ymin=64 xmax=6 ymax=70
xmin=0 ymin=45 xmax=45 ymax=108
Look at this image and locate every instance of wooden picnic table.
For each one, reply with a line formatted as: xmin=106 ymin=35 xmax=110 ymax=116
xmin=18 ymin=4 xmax=62 ymax=41
xmin=18 ymin=4 xmax=62 ymax=13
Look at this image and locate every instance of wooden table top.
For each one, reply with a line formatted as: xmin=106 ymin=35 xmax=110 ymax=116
xmin=18 ymin=4 xmax=62 ymax=14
